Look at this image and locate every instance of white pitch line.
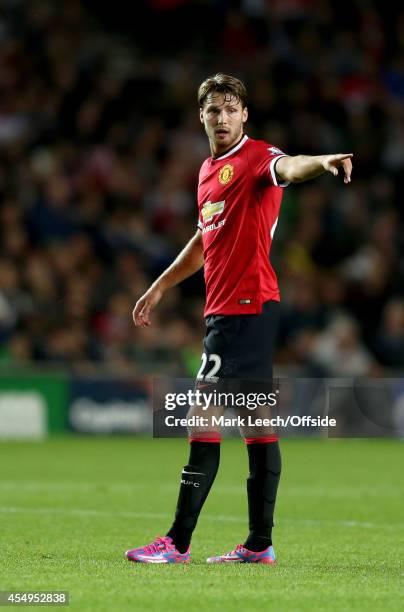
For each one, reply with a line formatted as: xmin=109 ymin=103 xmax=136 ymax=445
xmin=0 ymin=506 xmax=168 ymax=520
xmin=0 ymin=506 xmax=402 ymax=530
xmin=0 ymin=481 xmax=400 ymax=498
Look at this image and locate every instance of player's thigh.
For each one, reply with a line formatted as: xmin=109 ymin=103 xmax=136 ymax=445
xmin=198 ymin=314 xmax=241 ymax=380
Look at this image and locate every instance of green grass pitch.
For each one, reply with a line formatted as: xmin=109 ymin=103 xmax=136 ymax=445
xmin=0 ymin=437 xmax=403 ymax=611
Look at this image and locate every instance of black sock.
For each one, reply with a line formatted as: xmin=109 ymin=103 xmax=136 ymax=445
xmin=167 ymin=442 xmax=220 ymax=553
xmin=244 ymin=441 xmax=281 ymax=552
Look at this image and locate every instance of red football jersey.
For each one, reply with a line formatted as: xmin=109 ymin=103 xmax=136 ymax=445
xmin=197 ymin=135 xmax=289 ymax=316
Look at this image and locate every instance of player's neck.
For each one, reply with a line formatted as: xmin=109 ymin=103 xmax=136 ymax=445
xmin=210 ymin=132 xmax=245 ymax=159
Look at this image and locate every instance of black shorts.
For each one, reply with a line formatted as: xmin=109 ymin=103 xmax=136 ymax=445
xmin=197 ymin=300 xmax=280 ymax=384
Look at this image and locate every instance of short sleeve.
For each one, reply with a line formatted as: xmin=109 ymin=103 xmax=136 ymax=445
xmin=248 ymin=143 xmax=290 ymax=188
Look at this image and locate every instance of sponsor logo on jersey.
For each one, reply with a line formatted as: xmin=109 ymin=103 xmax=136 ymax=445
xmin=201 ymin=200 xmax=225 ymax=222
xmin=202 ymin=219 xmax=226 ymax=234
xmin=218 ymin=164 xmax=234 ymax=185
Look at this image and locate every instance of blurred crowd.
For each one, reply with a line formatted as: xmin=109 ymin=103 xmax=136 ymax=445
xmin=0 ymin=0 xmax=404 ymax=376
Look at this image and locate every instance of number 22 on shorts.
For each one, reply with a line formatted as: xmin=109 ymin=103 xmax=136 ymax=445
xmin=196 ymin=352 xmax=221 ymax=380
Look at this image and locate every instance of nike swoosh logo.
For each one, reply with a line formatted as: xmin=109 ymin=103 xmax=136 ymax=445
xmin=182 ymin=471 xmax=205 ymax=476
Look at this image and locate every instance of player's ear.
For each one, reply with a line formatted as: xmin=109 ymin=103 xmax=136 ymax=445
xmin=242 ymin=106 xmax=248 ymax=123
xmin=199 ymin=108 xmax=204 ymax=123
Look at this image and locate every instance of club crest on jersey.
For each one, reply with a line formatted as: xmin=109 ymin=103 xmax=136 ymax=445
xmin=201 ymin=200 xmax=225 ymax=222
xmin=218 ymin=164 xmax=234 ymax=185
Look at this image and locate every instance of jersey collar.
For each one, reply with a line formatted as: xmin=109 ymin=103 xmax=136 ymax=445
xmin=212 ymin=134 xmax=249 ymax=161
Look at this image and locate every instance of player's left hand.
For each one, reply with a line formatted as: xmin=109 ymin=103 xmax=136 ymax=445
xmin=322 ymin=153 xmax=353 ymax=184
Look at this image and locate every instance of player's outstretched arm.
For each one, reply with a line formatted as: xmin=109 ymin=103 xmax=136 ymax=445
xmin=275 ymin=153 xmax=353 ymax=184
xmin=133 ymin=229 xmax=204 ymax=327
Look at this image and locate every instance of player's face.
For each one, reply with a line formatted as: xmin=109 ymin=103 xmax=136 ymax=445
xmin=200 ymin=92 xmax=248 ymax=155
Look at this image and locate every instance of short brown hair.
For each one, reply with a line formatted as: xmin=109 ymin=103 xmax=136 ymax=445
xmin=198 ymin=73 xmax=247 ymax=108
